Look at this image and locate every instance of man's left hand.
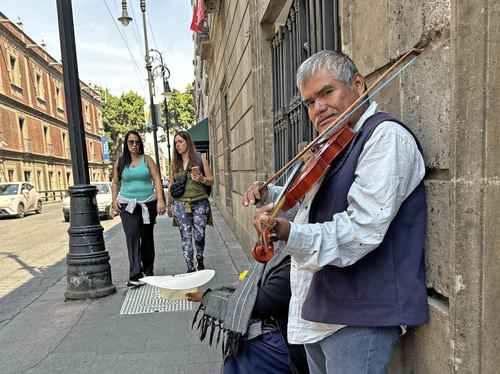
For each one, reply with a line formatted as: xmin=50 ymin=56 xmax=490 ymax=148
xmin=254 ymin=203 xmax=291 ymax=242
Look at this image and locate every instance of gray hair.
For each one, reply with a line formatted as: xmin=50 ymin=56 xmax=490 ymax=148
xmin=296 ymin=50 xmax=359 ymax=91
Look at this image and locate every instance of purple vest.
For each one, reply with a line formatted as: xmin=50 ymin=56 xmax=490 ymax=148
xmin=301 ymin=112 xmax=429 ymax=326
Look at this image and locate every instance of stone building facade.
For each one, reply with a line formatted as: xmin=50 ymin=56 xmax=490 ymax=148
xmin=0 ymin=14 xmax=110 ymax=194
xmin=193 ymin=0 xmax=500 ymax=373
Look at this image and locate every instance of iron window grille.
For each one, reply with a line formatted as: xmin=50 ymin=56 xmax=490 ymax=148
xmin=271 ymin=0 xmax=340 ymax=182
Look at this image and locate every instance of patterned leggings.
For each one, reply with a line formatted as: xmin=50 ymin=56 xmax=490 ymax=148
xmin=172 ymin=199 xmax=210 ymax=269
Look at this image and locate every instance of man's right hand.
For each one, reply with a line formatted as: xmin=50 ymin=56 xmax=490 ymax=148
xmin=185 ymin=291 xmax=203 ymax=302
xmin=242 ymin=181 xmax=267 ymax=207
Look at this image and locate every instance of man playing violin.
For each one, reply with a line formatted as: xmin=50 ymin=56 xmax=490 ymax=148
xmin=243 ymin=50 xmax=429 ymax=374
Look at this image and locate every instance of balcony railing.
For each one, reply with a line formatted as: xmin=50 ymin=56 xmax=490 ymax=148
xmin=196 ymin=30 xmax=212 ymax=60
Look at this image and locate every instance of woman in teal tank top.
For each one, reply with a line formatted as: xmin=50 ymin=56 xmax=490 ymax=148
xmin=111 ymin=131 xmax=166 ymax=287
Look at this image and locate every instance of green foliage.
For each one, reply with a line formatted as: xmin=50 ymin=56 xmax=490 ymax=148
xmin=160 ymin=83 xmax=195 ymax=136
xmin=95 ymin=86 xmax=146 ymax=157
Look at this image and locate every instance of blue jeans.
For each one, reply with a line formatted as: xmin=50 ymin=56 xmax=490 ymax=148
xmin=305 ymin=326 xmax=400 ymax=374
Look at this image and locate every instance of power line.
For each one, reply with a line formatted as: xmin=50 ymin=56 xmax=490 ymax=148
xmin=147 ymin=13 xmax=160 ymax=51
xmin=102 ymin=0 xmax=148 ymax=97
xmin=128 ymin=0 xmax=144 ymax=50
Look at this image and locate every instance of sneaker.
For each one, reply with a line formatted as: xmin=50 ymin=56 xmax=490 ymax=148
xmin=127 ymin=280 xmax=145 ymax=288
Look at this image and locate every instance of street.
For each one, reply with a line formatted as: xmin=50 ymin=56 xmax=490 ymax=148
xmin=0 ymin=202 xmax=120 ymax=328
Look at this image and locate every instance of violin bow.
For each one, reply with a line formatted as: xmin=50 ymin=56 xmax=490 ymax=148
xmin=261 ymin=47 xmax=423 ymax=191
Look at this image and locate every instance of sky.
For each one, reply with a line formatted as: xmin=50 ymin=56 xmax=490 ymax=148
xmin=0 ymin=0 xmax=195 ymax=98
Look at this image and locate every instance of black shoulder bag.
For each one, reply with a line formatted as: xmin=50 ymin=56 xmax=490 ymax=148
xmin=170 ymin=173 xmax=187 ymax=198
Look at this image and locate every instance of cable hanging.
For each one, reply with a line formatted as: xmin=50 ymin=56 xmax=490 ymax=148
xmin=102 ymin=0 xmax=148 ymax=97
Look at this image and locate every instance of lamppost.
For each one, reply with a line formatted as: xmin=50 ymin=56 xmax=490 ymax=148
xmin=149 ymin=49 xmax=172 ymax=170
xmin=56 ymin=0 xmax=115 ymax=300
xmin=118 ymin=0 xmax=161 ymax=178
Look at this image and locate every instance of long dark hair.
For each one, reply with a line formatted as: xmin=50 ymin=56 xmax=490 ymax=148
xmin=171 ymin=131 xmax=198 ymax=176
xmin=117 ymin=130 xmax=144 ymax=180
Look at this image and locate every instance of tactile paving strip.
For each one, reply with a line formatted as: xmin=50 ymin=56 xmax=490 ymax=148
xmin=120 ymin=284 xmax=194 ymax=315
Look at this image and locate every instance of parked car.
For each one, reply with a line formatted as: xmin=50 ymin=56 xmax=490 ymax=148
xmin=62 ymin=182 xmax=113 ymax=222
xmin=0 ymin=182 xmax=43 ymax=218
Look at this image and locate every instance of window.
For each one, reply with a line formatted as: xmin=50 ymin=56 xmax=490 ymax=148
xmin=9 ymin=55 xmax=22 ymax=87
xmin=62 ymin=132 xmax=69 ymax=157
xmin=18 ymin=117 xmax=31 ymax=152
xmin=55 ymin=85 xmax=64 ymax=110
xmin=36 ymin=170 xmax=42 ymax=190
xmin=43 ymin=126 xmax=52 ymax=154
xmin=24 ymin=171 xmax=31 ymax=182
xmin=35 ymin=73 xmax=45 ymax=100
xmin=57 ymin=171 xmax=63 ymax=189
xmin=85 ymin=104 xmax=90 ymax=125
xmin=96 ymin=183 xmax=110 ymax=194
xmin=271 ymin=0 xmax=340 ymax=174
xmin=97 ymin=110 xmax=103 ymax=132
xmin=48 ymin=171 xmax=53 ymax=190
xmin=8 ymin=169 xmax=15 ymax=182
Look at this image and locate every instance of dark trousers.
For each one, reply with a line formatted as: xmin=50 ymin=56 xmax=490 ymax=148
xmin=224 ymin=330 xmax=293 ymax=374
xmin=119 ymin=201 xmax=157 ymax=280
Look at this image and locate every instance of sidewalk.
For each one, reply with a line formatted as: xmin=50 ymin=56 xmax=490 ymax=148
xmin=0 ymin=203 xmax=251 ymax=374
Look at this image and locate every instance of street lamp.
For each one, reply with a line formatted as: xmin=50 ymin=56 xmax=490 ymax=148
xmin=56 ymin=0 xmax=115 ymax=300
xmin=149 ymin=49 xmax=172 ymax=170
xmin=118 ymin=0 xmax=161 ymax=178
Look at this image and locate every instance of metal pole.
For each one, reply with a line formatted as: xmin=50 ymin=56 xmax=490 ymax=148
xmin=140 ymin=0 xmax=161 ymax=178
xmin=160 ymin=66 xmax=172 ymax=171
xmin=56 ymin=0 xmax=115 ymax=300
xmin=162 ymin=90 xmax=171 ymax=170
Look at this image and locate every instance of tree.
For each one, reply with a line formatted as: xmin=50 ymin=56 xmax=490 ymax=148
xmin=160 ymin=83 xmax=196 ymax=137
xmin=95 ymin=86 xmax=146 ymax=158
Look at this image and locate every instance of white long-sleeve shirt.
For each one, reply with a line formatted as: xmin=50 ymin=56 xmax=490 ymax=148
xmin=267 ymin=102 xmax=425 ymax=344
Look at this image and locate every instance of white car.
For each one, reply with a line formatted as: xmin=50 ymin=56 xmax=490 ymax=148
xmin=62 ymin=182 xmax=113 ymax=222
xmin=0 ymin=182 xmax=43 ymax=218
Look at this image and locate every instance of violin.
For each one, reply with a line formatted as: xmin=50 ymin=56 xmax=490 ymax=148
xmin=251 ymin=48 xmax=422 ymax=263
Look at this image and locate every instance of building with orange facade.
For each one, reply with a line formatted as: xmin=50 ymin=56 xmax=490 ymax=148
xmin=0 ymin=12 xmax=110 ymax=196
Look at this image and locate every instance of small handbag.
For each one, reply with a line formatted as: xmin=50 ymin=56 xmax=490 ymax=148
xmin=170 ymin=173 xmax=187 ymax=198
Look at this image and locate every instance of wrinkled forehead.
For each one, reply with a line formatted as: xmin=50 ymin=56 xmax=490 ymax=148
xmin=299 ymin=69 xmax=342 ymax=96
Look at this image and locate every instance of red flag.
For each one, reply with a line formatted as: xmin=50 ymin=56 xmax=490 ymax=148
xmin=190 ymin=0 xmax=205 ymax=33
xmin=196 ymin=0 xmax=206 ymax=25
